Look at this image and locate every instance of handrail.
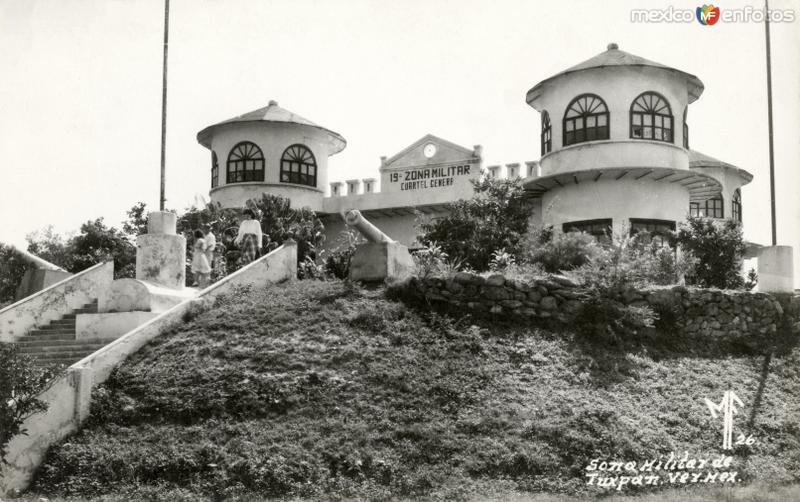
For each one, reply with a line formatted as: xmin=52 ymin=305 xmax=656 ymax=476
xmin=0 ymin=261 xmax=108 ymax=316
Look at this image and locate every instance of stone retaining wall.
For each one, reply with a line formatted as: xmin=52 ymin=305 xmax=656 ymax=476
xmin=397 ymin=272 xmax=800 ymax=343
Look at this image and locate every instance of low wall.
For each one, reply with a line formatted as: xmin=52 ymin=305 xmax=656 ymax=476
xmin=395 ymin=272 xmax=800 ymax=345
xmin=0 ymin=262 xmax=114 ymax=343
xmin=0 ymin=241 xmax=298 ymax=496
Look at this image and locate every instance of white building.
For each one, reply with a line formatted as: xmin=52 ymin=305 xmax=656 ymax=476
xmin=197 ymin=44 xmax=751 ymax=248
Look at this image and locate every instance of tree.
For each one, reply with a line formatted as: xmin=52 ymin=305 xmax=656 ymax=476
xmin=675 ymin=216 xmax=747 ymax=289
xmin=69 ymin=219 xmax=137 ymax=279
xmin=0 ymin=244 xmax=28 ymax=305
xmin=417 ymin=176 xmax=535 ymax=271
xmin=122 ymin=201 xmax=149 ymax=239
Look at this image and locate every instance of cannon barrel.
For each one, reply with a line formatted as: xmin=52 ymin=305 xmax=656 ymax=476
xmin=10 ymin=244 xmax=68 ymax=272
xmin=344 ymin=210 xmax=393 ymax=243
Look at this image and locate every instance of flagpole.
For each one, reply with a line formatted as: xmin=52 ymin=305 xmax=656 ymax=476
xmin=764 ymin=0 xmax=776 ymax=246
xmin=159 ymin=0 xmax=170 ymax=211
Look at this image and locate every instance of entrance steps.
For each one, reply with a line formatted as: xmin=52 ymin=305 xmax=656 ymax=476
xmin=13 ymin=300 xmax=106 ymax=366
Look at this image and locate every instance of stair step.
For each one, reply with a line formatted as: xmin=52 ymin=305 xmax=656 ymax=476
xmin=35 ymin=324 xmax=75 ymax=329
xmin=21 ymin=333 xmax=76 ymax=342
xmin=19 ymin=342 xmax=106 ymax=354
xmin=16 ymin=339 xmax=108 ymax=349
xmin=23 ymin=348 xmax=105 ymax=358
xmin=29 ymin=329 xmax=75 ymax=336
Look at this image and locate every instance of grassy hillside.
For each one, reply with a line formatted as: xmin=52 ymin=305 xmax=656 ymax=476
xmin=29 ymin=280 xmax=800 ymax=501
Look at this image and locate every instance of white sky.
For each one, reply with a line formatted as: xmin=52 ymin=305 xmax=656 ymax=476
xmin=0 ymin=0 xmax=798 ymax=284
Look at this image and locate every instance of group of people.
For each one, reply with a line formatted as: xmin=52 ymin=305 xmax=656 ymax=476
xmin=189 ymin=209 xmax=264 ymax=289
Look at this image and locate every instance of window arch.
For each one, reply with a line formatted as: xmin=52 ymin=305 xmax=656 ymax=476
xmin=630 ymin=92 xmax=673 ymax=143
xmin=211 ymin=151 xmax=219 ymax=188
xmin=563 ymin=94 xmax=609 ymax=146
xmin=683 ymin=107 xmax=689 ymax=149
xmin=226 ymin=141 xmax=265 ymax=183
xmin=690 ymin=196 xmax=724 ymax=219
xmin=280 ymin=144 xmax=317 ymax=187
xmin=732 ymin=189 xmax=742 ymax=223
xmin=541 ymin=111 xmax=552 ymax=155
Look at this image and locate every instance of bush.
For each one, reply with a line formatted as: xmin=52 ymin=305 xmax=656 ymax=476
xmin=412 ymin=242 xmax=461 ymax=279
xmin=417 ymin=176 xmax=535 ymax=271
xmin=525 ymin=231 xmax=599 ymax=273
xmin=0 ymin=345 xmax=61 ymax=462
xmin=675 ymin=215 xmax=747 ymax=289
xmin=323 ymin=229 xmax=362 ymax=280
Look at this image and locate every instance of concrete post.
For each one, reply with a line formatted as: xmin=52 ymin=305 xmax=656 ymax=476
xmin=757 ymin=245 xmax=794 ymax=293
xmin=135 ymin=211 xmax=186 ymax=289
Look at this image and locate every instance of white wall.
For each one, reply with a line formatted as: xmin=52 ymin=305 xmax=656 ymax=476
xmin=541 ymin=177 xmax=689 ymax=234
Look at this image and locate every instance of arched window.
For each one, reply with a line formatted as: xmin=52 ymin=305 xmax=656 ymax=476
xmin=211 ymin=151 xmax=219 ymax=188
xmin=226 ymin=141 xmax=265 ymax=183
xmin=540 ymin=111 xmax=552 ymax=155
xmin=563 ymin=94 xmax=609 ymax=146
xmin=683 ymin=107 xmax=689 ymax=149
xmin=280 ymin=144 xmax=317 ymax=187
xmin=630 ymin=92 xmax=673 ymax=143
xmin=732 ymin=189 xmax=742 ymax=223
xmin=690 ymin=196 xmax=724 ymax=219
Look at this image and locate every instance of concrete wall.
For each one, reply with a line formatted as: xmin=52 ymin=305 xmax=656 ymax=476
xmin=0 ymin=262 xmax=114 ymax=343
xmin=540 ymin=140 xmax=689 ymax=177
xmin=208 ymin=122 xmax=331 ymax=211
xmin=540 ymin=176 xmax=689 ymax=234
xmin=0 ymin=242 xmax=297 ymax=496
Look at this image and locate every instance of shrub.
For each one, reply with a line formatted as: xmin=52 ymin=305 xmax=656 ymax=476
xmin=488 ymin=248 xmax=516 ymax=272
xmin=675 ymin=215 xmax=747 ymax=289
xmin=324 ymin=229 xmax=362 ymax=280
xmin=524 ymin=231 xmax=599 ymax=273
xmin=413 ymin=242 xmax=461 ymax=279
xmin=417 ymin=176 xmax=535 ymax=271
xmin=0 ymin=345 xmax=61 ymax=462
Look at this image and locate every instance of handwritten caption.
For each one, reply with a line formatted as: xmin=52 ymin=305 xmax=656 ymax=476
xmin=585 ymin=451 xmax=739 ymax=491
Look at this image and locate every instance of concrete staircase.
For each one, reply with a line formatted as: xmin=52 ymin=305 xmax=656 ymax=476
xmin=14 ymin=300 xmax=108 ymax=366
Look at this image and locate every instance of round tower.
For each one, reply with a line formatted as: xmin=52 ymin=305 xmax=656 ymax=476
xmin=522 ymin=43 xmax=750 ymax=238
xmin=196 ymin=101 xmax=346 ymax=211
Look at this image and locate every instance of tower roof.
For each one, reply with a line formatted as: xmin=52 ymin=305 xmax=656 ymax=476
xmin=197 ymin=100 xmax=346 ymax=153
xmin=689 ymin=150 xmax=753 ymax=183
xmin=526 ymin=43 xmax=705 ymax=107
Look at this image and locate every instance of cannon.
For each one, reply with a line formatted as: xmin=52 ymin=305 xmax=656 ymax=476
xmin=11 ymin=245 xmax=68 ymax=272
xmin=10 ymin=245 xmax=73 ymax=300
xmin=344 ymin=210 xmax=393 ymax=243
xmin=342 ymin=210 xmax=414 ymax=282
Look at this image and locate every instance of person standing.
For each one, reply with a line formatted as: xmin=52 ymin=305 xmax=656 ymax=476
xmin=191 ymin=229 xmax=212 ymax=288
xmin=202 ymin=223 xmax=216 ymax=271
xmin=234 ymin=209 xmax=263 ymax=265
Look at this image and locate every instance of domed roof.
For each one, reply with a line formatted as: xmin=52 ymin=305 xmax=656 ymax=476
xmin=689 ymin=150 xmax=753 ymax=183
xmin=526 ymin=43 xmax=705 ymax=108
xmin=197 ymin=100 xmax=346 ymax=154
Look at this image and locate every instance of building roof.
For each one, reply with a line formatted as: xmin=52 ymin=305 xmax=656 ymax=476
xmin=688 ymin=150 xmax=754 ymax=183
xmin=526 ymin=43 xmax=705 ymax=107
xmin=196 ymin=100 xmax=346 ymax=153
